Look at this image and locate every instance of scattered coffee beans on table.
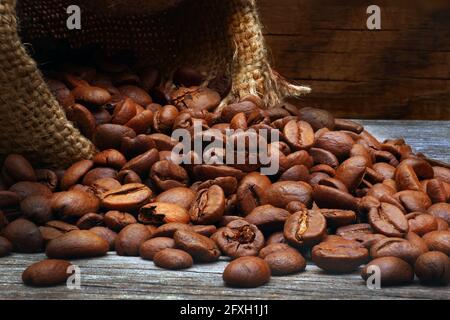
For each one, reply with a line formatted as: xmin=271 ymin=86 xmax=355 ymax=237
xmin=0 ymin=61 xmax=449 ymax=289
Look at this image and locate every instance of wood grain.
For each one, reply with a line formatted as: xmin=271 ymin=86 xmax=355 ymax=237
xmin=259 ymin=0 xmax=450 ymax=119
xmin=0 ymin=121 xmax=448 ymax=300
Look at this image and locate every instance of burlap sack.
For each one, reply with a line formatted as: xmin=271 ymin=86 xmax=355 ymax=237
xmin=0 ymin=0 xmax=310 ymax=168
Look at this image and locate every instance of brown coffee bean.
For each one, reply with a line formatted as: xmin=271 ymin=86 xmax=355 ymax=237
xmin=425 ymin=179 xmax=449 ymax=203
xmin=104 ymin=211 xmax=137 ymax=231
xmin=394 ymin=190 xmax=432 ymax=213
xmin=20 ymin=195 xmax=53 ymax=225
xmin=334 ymin=118 xmax=363 ymax=133
xmin=116 ymin=223 xmax=152 ymax=256
xmin=119 ymin=85 xmax=152 ymax=106
xmin=92 ymin=107 xmax=112 ymax=125
xmin=111 ymin=98 xmax=138 ymax=125
xmin=90 ymin=226 xmax=117 ymax=250
xmin=190 ymin=185 xmax=225 ymax=225
xmin=245 ymin=205 xmax=290 ymax=233
xmin=264 ymin=249 xmax=306 ymax=276
xmin=436 ymin=217 xmax=449 ymax=231
xmin=139 ymin=202 xmax=190 ymax=225
xmin=2 ymin=154 xmax=36 ymax=185
xmin=414 ymin=251 xmax=450 ymax=285
xmin=152 ymin=105 xmax=179 ymax=134
xmin=236 ymin=172 xmax=271 ymax=215
xmin=152 ymin=222 xmax=192 ymax=238
xmin=72 ymin=85 xmax=112 ymax=106
xmin=284 ymin=209 xmax=327 ymax=249
xmin=66 ymin=103 xmax=96 ymax=139
xmin=122 ymin=149 xmax=159 ymax=178
xmin=174 ymin=230 xmax=220 ymax=262
xmin=223 ymin=256 xmax=271 ymax=288
xmin=140 ymin=237 xmax=175 ymax=260
xmin=46 ymin=220 xmax=79 ymax=233
xmin=93 ymin=124 xmax=136 ymax=151
xmin=155 ymin=187 xmax=196 ymax=210
xmin=423 ymin=231 xmax=450 ymax=255
xmin=279 ymin=165 xmax=310 ymax=182
xmin=315 ymin=131 xmax=354 ymax=160
xmin=191 ymin=225 xmax=217 ymax=237
xmin=395 ymin=164 xmax=422 ymax=192
xmin=213 ymin=219 xmax=264 ymax=259
xmin=266 ymin=181 xmax=313 ymax=209
xmin=195 ymin=177 xmax=238 ymax=198
xmin=52 ymin=190 xmax=100 ymax=219
xmin=171 ymin=86 xmax=220 ymax=111
xmin=46 ymin=230 xmax=109 ymax=258
xmin=93 ymin=149 xmax=127 ymax=169
xmin=427 ymin=203 xmax=450 ymax=225
xmin=154 ymin=248 xmax=194 ymax=270
xmin=368 ymin=202 xmax=409 ymax=237
xmin=312 ymin=238 xmax=369 ymax=273
xmin=47 ymin=79 xmax=75 ymax=108
xmin=82 ymin=167 xmax=118 ymax=186
xmin=118 ymin=170 xmax=142 ymax=184
xmin=150 ymin=160 xmax=189 ymax=191
xmin=121 ymin=135 xmax=156 ymax=158
xmin=0 ymin=236 xmax=12 ymax=257
xmin=282 ymin=120 xmax=315 ymax=150
xmin=406 ymin=212 xmax=438 ymax=236
xmin=309 ymin=148 xmax=339 ymax=169
xmin=173 ymin=67 xmax=205 ymax=87
xmin=76 ymin=213 xmax=104 ymax=230
xmin=22 ymin=260 xmax=72 ymax=287
xmin=91 ymin=178 xmax=122 ymax=196
xmin=2 ymin=218 xmax=43 ymax=253
xmin=334 ymin=156 xmax=368 ymax=192
xmin=405 ymin=231 xmax=429 ymax=254
xmin=361 ymin=257 xmax=414 ymax=286
xmin=370 ymin=237 xmax=422 ymax=265
xmin=10 ymin=181 xmax=52 ymax=200
xmin=318 ymin=209 xmax=356 ymax=228
xmin=298 ymin=107 xmax=335 ymax=131
xmin=126 ymin=110 xmax=154 ymax=134
xmin=193 ymin=165 xmax=245 ymax=181
xmin=102 ymin=183 xmax=152 ymax=211
xmin=35 ymin=169 xmax=59 ymax=192
xmin=258 ymin=243 xmax=293 ymax=259
xmin=266 ymin=232 xmax=287 ymax=245
xmin=39 ymin=226 xmax=64 ymax=242
xmin=313 ymin=185 xmax=358 ymax=210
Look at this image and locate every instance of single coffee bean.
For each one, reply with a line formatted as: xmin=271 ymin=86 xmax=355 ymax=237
xmin=92 ymin=149 xmax=127 ymax=169
xmin=101 ymin=183 xmax=152 ymax=211
xmin=368 ymin=202 xmax=409 ymax=237
xmin=405 ymin=232 xmax=429 ymax=254
xmin=298 ymin=107 xmax=335 ymax=131
xmin=154 ymin=248 xmax=194 ymax=270
xmin=35 ymin=169 xmax=59 ymax=192
xmin=223 ymin=256 xmax=271 ymax=288
xmin=309 ymin=148 xmax=339 ymax=168
xmin=406 ymin=212 xmax=438 ymax=236
xmin=93 ymin=124 xmax=136 ymax=151
xmin=284 ymin=209 xmax=327 ymax=249
xmin=10 ymin=181 xmax=52 ymax=200
xmin=318 ymin=209 xmax=356 ymax=228
xmin=191 ymin=225 xmax=217 ymax=237
xmin=173 ymin=230 xmax=220 ymax=262
xmin=104 ymin=211 xmax=137 ymax=231
xmin=283 ymin=120 xmax=315 ymax=150
xmin=264 ymin=249 xmax=306 ymax=276
xmin=46 ymin=230 xmax=109 ymax=259
xmin=285 ymin=201 xmax=307 ymax=213
xmin=91 ymin=178 xmax=122 ymax=196
xmin=266 ymin=181 xmax=313 ymax=209
xmin=0 ymin=236 xmax=12 ymax=257
xmin=414 ymin=251 xmax=450 ymax=285
xmin=20 ymin=195 xmax=53 ymax=225
xmin=361 ymin=257 xmax=414 ymax=286
xmin=152 ymin=222 xmax=192 ymax=238
xmin=22 ymin=259 xmax=72 ymax=287
xmin=46 ymin=220 xmax=79 ymax=233
xmin=118 ymin=170 xmax=142 ymax=184
xmin=190 ymin=185 xmax=225 ymax=225
xmin=111 ymin=98 xmax=138 ymax=125
xmin=370 ymin=237 xmax=422 ymax=265
xmin=76 ymin=213 xmax=104 ymax=230
xmin=422 ymin=231 xmax=450 ymax=255
xmin=66 ymin=103 xmax=96 ymax=139
xmin=334 ymin=118 xmax=363 ymax=133
xmin=119 ymin=85 xmax=152 ymax=106
xmin=334 ymin=156 xmax=368 ymax=192
xmin=60 ymin=160 xmax=94 ymax=191
xmin=122 ymin=149 xmax=159 ymax=178
xmin=89 ymin=226 xmax=117 ymax=250
xmin=121 ymin=135 xmax=156 ymax=158
xmin=150 ymin=160 xmax=189 ymax=191
xmin=52 ymin=190 xmax=100 ymax=219
xmin=427 ymin=203 xmax=450 ymax=225
xmin=193 ymin=165 xmax=245 ymax=181
xmin=258 ymin=243 xmax=294 ymax=258
xmin=266 ymin=232 xmax=287 ymax=245
xmin=213 ymin=219 xmax=265 ymax=259
xmin=72 ymin=85 xmax=112 ymax=106
xmin=393 ymin=190 xmax=432 ymax=213
xmin=39 ymin=226 xmax=63 ymax=242
xmin=139 ymin=202 xmax=190 ymax=225
xmin=425 ymin=179 xmax=448 ymax=204
xmin=315 ymin=131 xmax=354 ymax=160
xmin=195 ymin=177 xmax=238 ymax=197
xmin=435 ymin=217 xmax=449 ymax=231
xmin=155 ymin=187 xmax=196 ymax=210
xmin=236 ymin=172 xmax=271 ymax=215
xmin=140 ymin=237 xmax=176 ymax=260
xmin=171 ymin=86 xmax=220 ymax=111
xmin=115 ymin=223 xmax=152 ymax=256
xmin=2 ymin=154 xmax=36 ymax=185
xmin=82 ymin=167 xmax=118 ymax=186
xmin=245 ymin=205 xmax=290 ymax=233
xmin=152 ymin=105 xmax=179 ymax=134
xmin=313 ymin=185 xmax=358 ymax=210
xmin=395 ymin=163 xmax=422 ymax=191
xmin=312 ymin=238 xmax=369 ymax=273
xmin=173 ymin=67 xmax=205 ymax=87
xmin=2 ymin=218 xmax=43 ymax=253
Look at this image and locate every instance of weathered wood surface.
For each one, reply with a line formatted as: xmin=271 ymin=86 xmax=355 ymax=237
xmin=259 ymin=0 xmax=450 ymax=119
xmin=0 ymin=121 xmax=449 ymax=300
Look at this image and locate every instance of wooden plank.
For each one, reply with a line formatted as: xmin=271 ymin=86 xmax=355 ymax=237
xmin=0 ymin=121 xmax=448 ymax=300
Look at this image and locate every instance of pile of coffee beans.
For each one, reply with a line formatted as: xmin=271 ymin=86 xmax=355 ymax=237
xmin=0 ymin=60 xmax=449 ymax=289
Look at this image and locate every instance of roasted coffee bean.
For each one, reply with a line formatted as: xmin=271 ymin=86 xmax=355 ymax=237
xmin=190 ymin=185 xmax=225 ymax=225
xmin=309 ymin=148 xmax=339 ymax=168
xmin=89 ymin=226 xmax=117 ymax=250
xmin=406 ymin=212 xmax=438 ymax=236
xmin=20 ymin=195 xmax=53 ymax=225
xmin=191 ymin=225 xmax=217 ymax=237
xmin=118 ymin=170 xmax=142 ymax=184
xmin=2 ymin=218 xmax=43 ymax=253
xmin=313 ymin=185 xmax=358 ymax=210
xmin=428 ymin=203 xmax=450 ymax=225
xmin=361 ymin=257 xmax=414 ymax=286
xmin=46 ymin=220 xmax=79 ymax=233
xmin=76 ymin=213 xmax=104 ymax=230
xmin=318 ymin=209 xmax=356 ymax=228
xmin=245 ymin=205 xmax=290 ymax=233
xmin=140 ymin=237 xmax=176 ymax=260
xmin=102 ymin=183 xmax=152 ymax=211
xmin=82 ymin=167 xmax=118 ymax=186
xmin=93 ymin=124 xmax=136 ymax=151
xmin=423 ymin=231 xmax=450 ymax=255
xmin=104 ymin=211 xmax=137 ymax=231
xmin=283 ymin=120 xmax=315 ymax=150
xmin=284 ymin=209 xmax=327 ymax=249
xmin=111 ymin=98 xmax=138 ymax=125
xmin=22 ymin=260 xmax=72 ymax=287
xmin=405 ymin=232 xmax=429 ymax=254
xmin=195 ymin=177 xmax=238 ymax=197
xmin=334 ymin=118 xmax=363 ymax=133
xmin=93 ymin=149 xmax=127 ymax=169
xmin=258 ymin=243 xmax=293 ymax=259
xmin=149 ymin=133 xmax=179 ymax=151
xmin=312 ymin=238 xmax=369 ymax=273
xmin=395 ymin=164 xmax=422 ymax=191
xmin=174 ymin=230 xmax=220 ymax=262
xmin=154 ymin=248 xmax=193 ymax=270
xmin=119 ymin=85 xmax=152 ymax=106
xmin=10 ymin=181 xmax=52 ymax=200
xmin=91 ymin=178 xmax=122 ymax=196
xmin=115 ymin=223 xmax=152 ymax=256
xmin=150 ymin=160 xmax=189 ymax=191
xmin=298 ymin=107 xmax=335 ymax=131
xmin=66 ymin=103 xmax=96 ymax=139
xmin=368 ymin=202 xmax=409 ymax=237
xmin=213 ymin=219 xmax=264 ymax=259
xmin=279 ymin=164 xmax=310 ymax=182
xmin=2 ymin=154 xmax=36 ymax=185
xmin=315 ymin=131 xmax=354 ymax=160
xmin=152 ymin=222 xmax=192 ymax=238
xmin=39 ymin=226 xmax=63 ymax=242
xmin=46 ymin=230 xmax=109 ymax=259
xmin=436 ymin=217 xmax=449 ymax=231
xmin=266 ymin=232 xmax=287 ymax=245
xmin=223 ymin=256 xmax=271 ymax=288
xmin=72 ymin=85 xmax=112 ymax=106
xmin=425 ymin=179 xmax=448 ymax=203
xmin=0 ymin=236 xmax=12 ymax=257
xmin=171 ymin=86 xmax=221 ymax=111
xmin=193 ymin=165 xmax=245 ymax=181
xmin=139 ymin=202 xmax=190 ymax=225
xmin=264 ymin=249 xmax=306 ymax=276
xmin=334 ymin=156 xmax=368 ymax=192
xmin=370 ymin=237 xmax=422 ymax=265
xmin=155 ymin=187 xmax=196 ymax=210
xmin=236 ymin=172 xmax=271 ymax=215
xmin=121 ymin=135 xmax=156 ymax=158
xmin=52 ymin=190 xmax=100 ymax=219
xmin=152 ymin=105 xmax=179 ymax=134
xmin=285 ymin=201 xmax=307 ymax=213
xmin=122 ymin=149 xmax=159 ymax=177
xmin=414 ymin=251 xmax=450 ymax=285
xmin=266 ymin=181 xmax=313 ymax=209
xmin=173 ymin=67 xmax=205 ymax=87
xmin=394 ymin=190 xmax=432 ymax=213
xmin=35 ymin=169 xmax=59 ymax=192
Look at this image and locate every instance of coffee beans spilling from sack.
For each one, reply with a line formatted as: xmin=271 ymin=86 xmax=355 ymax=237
xmin=0 ymin=61 xmax=449 ymax=288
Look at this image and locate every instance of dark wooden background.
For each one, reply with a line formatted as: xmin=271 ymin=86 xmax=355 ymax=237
xmin=258 ymin=0 xmax=450 ymax=119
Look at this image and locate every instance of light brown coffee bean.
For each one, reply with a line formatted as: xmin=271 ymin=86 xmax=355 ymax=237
xmin=46 ymin=230 xmax=108 ymax=258
xmin=22 ymin=259 xmax=72 ymax=287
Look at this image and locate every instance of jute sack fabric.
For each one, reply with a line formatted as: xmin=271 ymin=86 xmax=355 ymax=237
xmin=0 ymin=0 xmax=310 ymax=168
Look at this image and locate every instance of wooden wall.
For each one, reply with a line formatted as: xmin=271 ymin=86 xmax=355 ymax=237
xmin=258 ymin=0 xmax=450 ymax=119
